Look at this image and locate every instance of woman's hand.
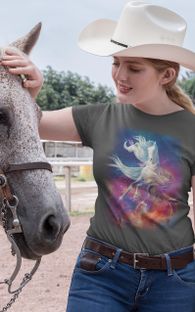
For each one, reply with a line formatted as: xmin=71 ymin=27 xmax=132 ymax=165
xmin=0 ymin=47 xmax=43 ymax=99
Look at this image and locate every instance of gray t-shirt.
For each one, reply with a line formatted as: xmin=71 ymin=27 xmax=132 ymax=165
xmin=72 ymin=102 xmax=195 ymax=255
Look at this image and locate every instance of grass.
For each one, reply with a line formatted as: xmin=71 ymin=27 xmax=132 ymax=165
xmin=53 ymin=175 xmax=66 ymax=181
xmin=69 ymin=210 xmax=94 ymax=217
xmin=54 ymin=175 xmax=95 ymax=182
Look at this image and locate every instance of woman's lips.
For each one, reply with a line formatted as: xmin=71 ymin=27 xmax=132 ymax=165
xmin=118 ymin=85 xmax=132 ymax=94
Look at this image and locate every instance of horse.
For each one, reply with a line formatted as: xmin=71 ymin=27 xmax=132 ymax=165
xmin=0 ymin=23 xmax=70 ymax=305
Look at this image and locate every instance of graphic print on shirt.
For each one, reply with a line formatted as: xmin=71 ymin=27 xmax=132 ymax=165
xmin=106 ymin=129 xmax=182 ymax=229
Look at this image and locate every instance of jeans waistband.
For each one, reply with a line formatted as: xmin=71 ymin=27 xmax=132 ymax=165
xmin=86 ymin=235 xmax=194 ymax=257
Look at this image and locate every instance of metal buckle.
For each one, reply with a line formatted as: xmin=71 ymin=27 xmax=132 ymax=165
xmin=133 ymin=253 xmax=149 ymax=269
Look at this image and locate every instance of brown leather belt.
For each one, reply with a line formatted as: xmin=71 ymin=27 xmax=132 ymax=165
xmin=83 ymin=237 xmax=194 ymax=270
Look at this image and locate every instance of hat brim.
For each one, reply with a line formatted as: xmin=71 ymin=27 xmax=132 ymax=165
xmin=78 ymin=19 xmax=195 ymax=71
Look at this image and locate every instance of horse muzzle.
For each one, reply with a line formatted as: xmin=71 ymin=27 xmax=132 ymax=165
xmin=0 ymin=161 xmax=70 ymax=260
xmin=20 ymin=211 xmax=70 ymax=259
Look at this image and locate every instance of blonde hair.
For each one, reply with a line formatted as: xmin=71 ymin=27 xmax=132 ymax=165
xmin=145 ymin=58 xmax=195 ymax=115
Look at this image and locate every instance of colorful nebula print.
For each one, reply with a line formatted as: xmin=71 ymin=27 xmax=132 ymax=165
xmin=106 ymin=129 xmax=182 ymax=229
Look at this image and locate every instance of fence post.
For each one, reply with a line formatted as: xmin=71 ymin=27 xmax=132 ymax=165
xmin=64 ymin=166 xmax=71 ymax=212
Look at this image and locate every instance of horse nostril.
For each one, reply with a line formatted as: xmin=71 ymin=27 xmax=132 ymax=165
xmin=42 ymin=215 xmax=61 ymax=241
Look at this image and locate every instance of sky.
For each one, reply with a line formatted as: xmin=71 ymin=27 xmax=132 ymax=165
xmin=0 ymin=0 xmax=195 ymax=90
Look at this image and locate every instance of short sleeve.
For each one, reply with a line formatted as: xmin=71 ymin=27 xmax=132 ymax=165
xmin=191 ymin=161 xmax=195 ymax=176
xmin=72 ymin=103 xmax=107 ymax=148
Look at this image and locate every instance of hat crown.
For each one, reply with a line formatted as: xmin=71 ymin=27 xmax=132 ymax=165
xmin=78 ymin=1 xmax=195 ymax=71
xmin=112 ymin=1 xmax=186 ymax=47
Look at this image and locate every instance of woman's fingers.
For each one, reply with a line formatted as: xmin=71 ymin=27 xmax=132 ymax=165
xmin=2 ymin=55 xmax=23 ymax=60
xmin=1 ymin=59 xmax=29 ymax=68
xmin=3 ymin=47 xmax=26 ymax=57
xmin=6 ymin=65 xmax=34 ymax=75
xmin=1 ymin=46 xmax=43 ymax=99
xmin=2 ymin=55 xmax=27 ymax=61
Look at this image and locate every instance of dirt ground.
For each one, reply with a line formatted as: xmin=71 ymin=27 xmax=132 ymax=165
xmin=0 ymin=180 xmax=194 ymax=312
xmin=0 ymin=215 xmax=90 ymax=312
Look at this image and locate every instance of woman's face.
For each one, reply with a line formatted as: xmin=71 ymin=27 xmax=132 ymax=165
xmin=112 ymin=56 xmax=164 ymax=105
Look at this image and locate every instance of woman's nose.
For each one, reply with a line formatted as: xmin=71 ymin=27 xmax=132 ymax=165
xmin=114 ymin=64 xmax=128 ymax=81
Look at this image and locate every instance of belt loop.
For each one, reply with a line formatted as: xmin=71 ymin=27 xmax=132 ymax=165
xmin=110 ymin=248 xmax=122 ymax=269
xmin=164 ymin=253 xmax=173 ymax=276
xmin=81 ymin=237 xmax=88 ymax=250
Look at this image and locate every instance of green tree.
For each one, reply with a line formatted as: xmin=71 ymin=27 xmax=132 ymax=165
xmin=178 ymin=72 xmax=195 ymax=103
xmin=36 ymin=66 xmax=115 ymax=110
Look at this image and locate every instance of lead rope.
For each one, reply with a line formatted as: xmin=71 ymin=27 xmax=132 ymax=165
xmin=0 ymin=235 xmax=41 ymax=312
xmin=0 ymin=161 xmax=53 ymax=311
xmin=0 ymin=185 xmax=41 ymax=311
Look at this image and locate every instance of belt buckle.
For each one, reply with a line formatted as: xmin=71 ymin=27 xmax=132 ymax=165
xmin=133 ymin=253 xmax=149 ymax=269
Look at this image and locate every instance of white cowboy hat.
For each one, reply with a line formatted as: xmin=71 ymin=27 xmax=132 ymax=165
xmin=78 ymin=1 xmax=195 ymax=71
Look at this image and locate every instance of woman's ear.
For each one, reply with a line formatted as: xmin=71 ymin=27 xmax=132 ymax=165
xmin=160 ymin=68 xmax=176 ymax=86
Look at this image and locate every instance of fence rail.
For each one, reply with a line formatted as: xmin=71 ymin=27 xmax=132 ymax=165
xmin=49 ymin=160 xmax=93 ymax=212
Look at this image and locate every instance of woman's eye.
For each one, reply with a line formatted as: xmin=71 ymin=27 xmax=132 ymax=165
xmin=129 ymin=68 xmax=141 ymax=72
xmin=112 ymin=62 xmax=119 ymax=66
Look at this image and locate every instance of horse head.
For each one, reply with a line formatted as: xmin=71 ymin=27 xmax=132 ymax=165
xmin=0 ymin=23 xmax=70 ymax=260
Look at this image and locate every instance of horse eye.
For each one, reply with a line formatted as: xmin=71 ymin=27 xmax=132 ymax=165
xmin=0 ymin=108 xmax=10 ymax=126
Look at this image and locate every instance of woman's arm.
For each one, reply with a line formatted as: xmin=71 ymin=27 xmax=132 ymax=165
xmin=40 ymin=108 xmax=81 ymax=141
xmin=1 ymin=47 xmax=81 ymax=142
xmin=191 ymin=176 xmax=195 ymax=229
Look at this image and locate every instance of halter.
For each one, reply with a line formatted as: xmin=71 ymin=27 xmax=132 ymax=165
xmin=0 ymin=161 xmax=52 ymax=312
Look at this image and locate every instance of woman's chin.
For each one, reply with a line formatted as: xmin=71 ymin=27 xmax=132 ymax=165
xmin=116 ymin=92 xmax=132 ymax=104
xmin=117 ymin=96 xmax=131 ymax=104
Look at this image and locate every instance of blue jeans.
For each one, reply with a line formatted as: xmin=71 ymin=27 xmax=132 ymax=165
xmin=66 ymin=237 xmax=195 ymax=311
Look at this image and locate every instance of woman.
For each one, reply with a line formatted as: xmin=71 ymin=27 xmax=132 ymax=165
xmin=1 ymin=2 xmax=195 ymax=311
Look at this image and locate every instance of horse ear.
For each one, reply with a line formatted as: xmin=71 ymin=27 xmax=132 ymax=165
xmin=10 ymin=22 xmax=42 ymax=55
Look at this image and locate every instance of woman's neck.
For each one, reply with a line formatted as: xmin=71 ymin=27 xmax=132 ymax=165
xmin=132 ymin=94 xmax=184 ymax=115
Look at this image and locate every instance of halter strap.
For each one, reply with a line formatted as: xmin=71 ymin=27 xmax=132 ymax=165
xmin=5 ymin=162 xmax=52 ymax=173
xmin=0 ymin=162 xmax=52 ymax=203
xmin=0 ymin=168 xmax=13 ymax=202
